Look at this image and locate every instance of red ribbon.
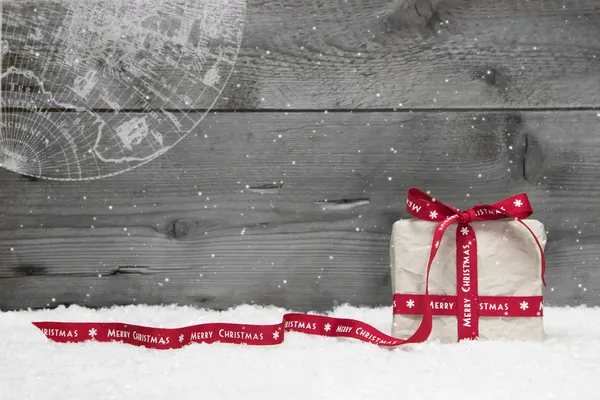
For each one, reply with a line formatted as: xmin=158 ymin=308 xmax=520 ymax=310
xmin=393 ymin=294 xmax=543 ymax=318
xmin=32 ymin=188 xmax=545 ymax=349
xmin=32 ymin=314 xmax=410 ymax=350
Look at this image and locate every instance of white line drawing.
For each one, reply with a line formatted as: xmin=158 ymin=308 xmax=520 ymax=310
xmin=101 ymin=89 xmax=122 ymax=112
xmin=28 ymin=28 xmax=43 ymax=41
xmin=70 ymin=70 xmax=98 ymax=100
xmin=202 ymin=64 xmax=222 ymax=89
xmin=0 ymin=0 xmax=246 ymax=181
xmin=161 ymin=109 xmax=183 ymax=130
xmin=116 ymin=116 xmax=150 ymax=151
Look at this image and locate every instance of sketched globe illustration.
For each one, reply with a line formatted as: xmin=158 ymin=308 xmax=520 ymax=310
xmin=0 ymin=0 xmax=246 ymax=180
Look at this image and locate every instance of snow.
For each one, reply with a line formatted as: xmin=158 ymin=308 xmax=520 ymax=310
xmin=2 ymin=304 xmax=600 ymax=400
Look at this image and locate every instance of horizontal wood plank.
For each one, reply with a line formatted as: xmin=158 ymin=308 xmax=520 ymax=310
xmin=3 ymin=0 xmax=600 ymax=110
xmin=0 ymin=110 xmax=599 ymax=311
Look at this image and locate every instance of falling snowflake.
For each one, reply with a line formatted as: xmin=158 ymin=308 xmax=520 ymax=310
xmin=514 ymin=199 xmax=523 ymax=208
xmin=520 ymin=301 xmax=529 ymax=310
xmin=324 ymin=323 xmax=331 ymax=332
xmin=461 ymin=227 xmax=470 ymax=236
xmin=406 ymin=299 xmax=415 ymax=308
xmin=429 ymin=211 xmax=438 ymax=219
xmin=179 ymin=334 xmax=185 ymax=343
xmin=434 ymin=241 xmax=440 ymax=249
xmin=273 ymin=330 xmax=280 ymax=340
xmin=88 ymin=328 xmax=97 ymax=338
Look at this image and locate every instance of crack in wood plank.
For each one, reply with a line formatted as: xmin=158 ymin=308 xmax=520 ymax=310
xmin=109 ymin=266 xmax=151 ymax=275
xmin=314 ymin=198 xmax=371 ymax=211
xmin=246 ymin=183 xmax=284 ymax=194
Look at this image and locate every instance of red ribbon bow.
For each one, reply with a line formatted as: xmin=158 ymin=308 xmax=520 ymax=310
xmin=402 ymin=188 xmax=546 ymax=342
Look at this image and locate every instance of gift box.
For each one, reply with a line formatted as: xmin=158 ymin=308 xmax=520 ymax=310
xmin=390 ymin=188 xmax=547 ymax=343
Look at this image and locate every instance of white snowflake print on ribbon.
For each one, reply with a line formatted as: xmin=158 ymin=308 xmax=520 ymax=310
xmin=406 ymin=299 xmax=415 ymax=309
xmin=88 ymin=328 xmax=97 ymax=338
xmin=324 ymin=323 xmax=331 ymax=332
xmin=520 ymin=301 xmax=529 ymax=311
xmin=273 ymin=330 xmax=280 ymax=340
xmin=434 ymin=241 xmax=440 ymax=249
xmin=461 ymin=226 xmax=470 ymax=236
xmin=514 ymin=199 xmax=523 ymax=208
xmin=179 ymin=334 xmax=185 ymax=343
xmin=429 ymin=211 xmax=438 ymax=219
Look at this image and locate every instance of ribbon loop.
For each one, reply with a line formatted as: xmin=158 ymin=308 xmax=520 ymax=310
xmin=406 ymin=188 xmax=545 ymax=280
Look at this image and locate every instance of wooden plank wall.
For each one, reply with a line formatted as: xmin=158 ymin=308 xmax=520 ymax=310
xmin=1 ymin=0 xmax=600 ymax=311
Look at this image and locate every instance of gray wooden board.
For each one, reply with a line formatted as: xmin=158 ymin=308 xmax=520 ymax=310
xmin=0 ymin=110 xmax=599 ymax=311
xmin=3 ymin=0 xmax=600 ymax=110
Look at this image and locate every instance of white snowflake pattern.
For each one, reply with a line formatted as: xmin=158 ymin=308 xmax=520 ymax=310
xmin=429 ymin=211 xmax=438 ymax=219
xmin=461 ymin=227 xmax=470 ymax=236
xmin=406 ymin=299 xmax=415 ymax=308
xmin=434 ymin=241 xmax=440 ymax=249
xmin=514 ymin=199 xmax=523 ymax=208
xmin=324 ymin=323 xmax=331 ymax=332
xmin=520 ymin=301 xmax=529 ymax=311
xmin=273 ymin=330 xmax=280 ymax=340
xmin=179 ymin=334 xmax=185 ymax=343
xmin=88 ymin=328 xmax=97 ymax=338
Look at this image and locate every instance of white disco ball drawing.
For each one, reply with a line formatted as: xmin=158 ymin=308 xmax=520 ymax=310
xmin=0 ymin=0 xmax=245 ymax=180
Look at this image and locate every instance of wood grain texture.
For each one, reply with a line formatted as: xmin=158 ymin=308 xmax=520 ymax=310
xmin=4 ymin=0 xmax=600 ymax=110
xmin=0 ymin=110 xmax=598 ymax=311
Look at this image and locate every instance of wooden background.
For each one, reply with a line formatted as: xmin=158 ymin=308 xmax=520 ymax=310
xmin=1 ymin=0 xmax=600 ymax=311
